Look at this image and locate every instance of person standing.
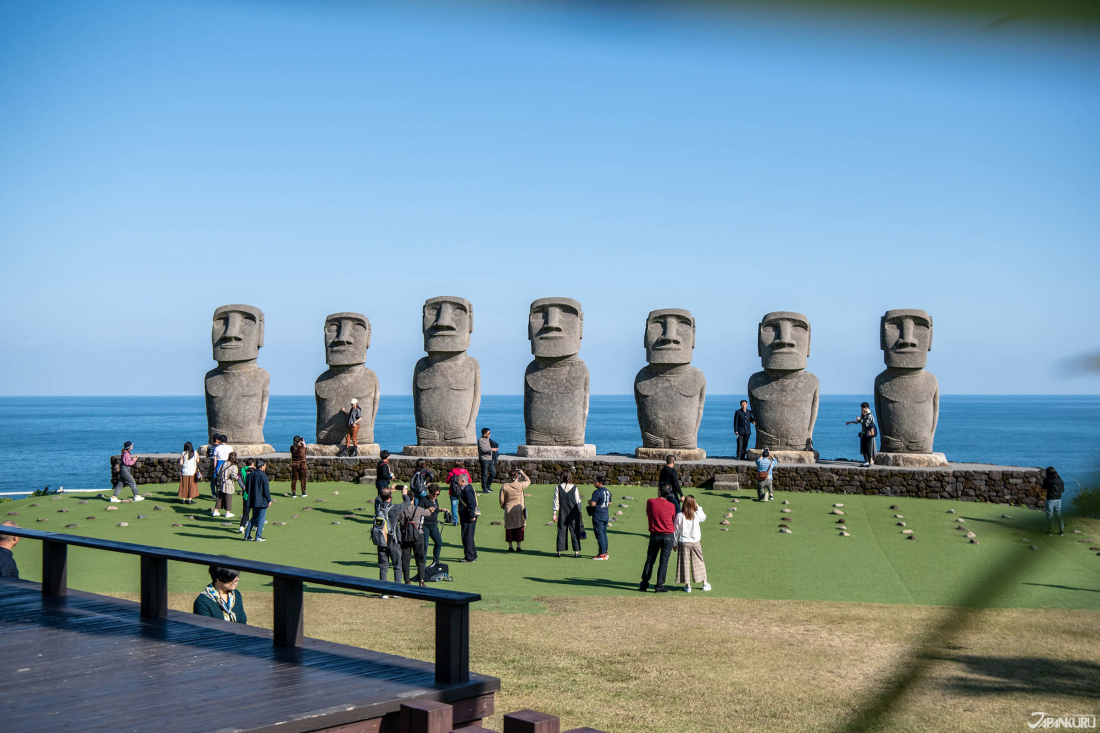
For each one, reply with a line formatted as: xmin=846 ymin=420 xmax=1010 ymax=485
xmin=193 ymin=566 xmax=247 ymax=623
xmin=658 ymin=456 xmax=683 ymax=514
xmin=397 ymin=493 xmax=434 ymax=587
xmin=674 ymin=495 xmax=710 ymax=593
xmin=447 ymin=461 xmax=472 ymax=527
xmin=423 ymin=484 xmax=446 ymax=566
xmin=212 ymin=452 xmax=238 ymax=518
xmin=0 ymin=521 xmax=20 ymax=579
xmin=589 ymin=479 xmax=613 ymax=560
xmin=457 ymin=474 xmax=479 ymax=562
xmin=243 ymin=459 xmax=271 ymax=541
xmin=846 ymin=402 xmax=878 ymax=467
xmin=177 ymin=442 xmax=201 ymax=504
xmin=552 ymin=471 xmax=584 ymax=558
xmin=372 ymin=486 xmax=403 ymax=589
xmin=290 ymin=435 xmax=308 ymax=497
xmin=498 ymin=468 xmax=530 ymax=552
xmin=477 ymin=428 xmax=499 ymax=494
xmin=376 ymin=451 xmax=393 ymax=491
xmin=237 ymin=458 xmax=255 ymax=534
xmin=1044 ymin=466 xmax=1065 ymax=536
xmin=212 ymin=434 xmax=234 ymax=500
xmin=411 ymin=459 xmax=434 ymax=503
xmin=639 ymin=485 xmax=677 ymax=593
xmin=755 ymin=448 xmax=777 ymax=501
xmin=341 ymin=398 xmax=363 ymax=456
xmin=111 ymin=441 xmax=144 ymax=503
xmin=734 ymin=400 xmax=755 ymax=461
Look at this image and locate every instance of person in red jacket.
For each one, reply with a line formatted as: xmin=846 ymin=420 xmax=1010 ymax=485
xmin=639 ymin=484 xmax=677 ymax=593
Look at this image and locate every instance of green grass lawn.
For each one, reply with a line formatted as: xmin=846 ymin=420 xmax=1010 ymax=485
xmin=4 ymin=483 xmax=1099 ymax=610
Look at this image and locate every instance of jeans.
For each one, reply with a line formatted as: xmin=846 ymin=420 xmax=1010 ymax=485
xmin=757 ymin=478 xmax=773 ymax=501
xmin=593 ymin=515 xmax=609 ymax=555
xmin=450 ymin=496 xmax=460 ymax=525
xmin=1046 ymin=499 xmax=1064 ymax=532
xmin=640 ymin=533 xmax=674 ymax=591
xmin=670 ymin=493 xmax=682 ymax=515
xmin=378 ymin=544 xmax=402 ymax=583
xmin=479 ymin=459 xmax=496 ymax=492
xmin=245 ymin=507 xmax=267 ymax=539
xmin=211 ymin=460 xmax=223 ymax=499
xmin=112 ymin=467 xmax=139 ymax=498
xmin=460 ymin=519 xmax=478 ymax=561
xmin=426 ymin=523 xmax=443 ymax=564
xmin=736 ymin=433 xmax=750 ymax=460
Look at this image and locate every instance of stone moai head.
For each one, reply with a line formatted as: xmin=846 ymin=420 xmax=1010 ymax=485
xmin=212 ymin=304 xmax=264 ymax=363
xmin=758 ymin=311 xmax=811 ymax=371
xmin=324 ymin=312 xmax=370 ymax=367
xmin=644 ymin=308 xmax=695 ymax=365
xmin=423 ymin=296 xmax=473 ymax=353
xmin=529 ymin=297 xmax=583 ymax=358
xmin=881 ymin=309 xmax=932 ymax=369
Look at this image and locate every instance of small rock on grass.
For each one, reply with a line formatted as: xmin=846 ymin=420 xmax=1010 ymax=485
xmin=781 ymin=508 xmax=791 ymax=513
xmin=725 ymin=512 xmax=733 ymax=518
xmin=947 ymin=509 xmax=956 ymax=514
xmin=331 ymin=521 xmax=341 ymax=525
xmin=615 ymin=510 xmax=624 ymax=516
xmin=619 ymin=504 xmax=630 ymax=508
xmin=969 ymin=539 xmax=980 ymax=545
xmin=117 ymin=522 xmax=128 ymax=527
xmin=623 ymin=495 xmax=635 ymax=500
xmin=186 ymin=515 xmax=195 ymax=520
xmin=6 ymin=512 xmax=17 ymax=516
xmin=894 ymin=514 xmax=904 ymax=519
xmin=840 ymin=531 xmax=850 ymax=537
xmin=303 ymin=507 xmax=313 ymax=511
xmin=956 ymin=525 xmax=966 ymax=530
xmin=36 ymin=518 xmax=47 ymax=522
xmin=86 ymin=516 xmax=96 ymax=520
xmin=732 ymin=498 xmax=739 ymax=503
xmin=331 ymin=491 xmax=339 ymax=495
xmin=778 ymin=523 xmax=789 ymax=528
xmin=343 ymin=514 xmax=355 ymax=519
xmin=29 ymin=503 xmax=39 ymax=507
xmin=1029 ymin=544 xmax=1039 ymax=550
xmin=833 ymin=503 xmax=844 ymax=508
xmin=831 ymin=509 xmax=845 ymax=515
xmin=172 ymin=523 xmax=183 ymax=527
xmin=965 ymin=532 xmax=976 ymax=538
xmin=1020 ymin=537 xmax=1031 ymax=543
xmin=291 ymin=514 xmax=300 ymax=519
xmin=1001 ymin=514 xmax=1012 ymax=519
xmin=78 ymin=500 xmax=88 ymax=505
xmin=489 ymin=520 xmax=502 ymax=525
xmin=897 ymin=522 xmax=906 ymax=527
xmin=956 ymin=518 xmax=966 ymax=523
xmin=890 ymin=505 xmax=900 ymax=510
xmin=546 ymin=521 xmax=554 ymax=525
xmin=720 ymin=520 xmax=730 ymax=525
xmin=720 ymin=527 xmax=730 ymax=532
xmin=906 ymin=535 xmax=917 ymax=540
xmin=315 ymin=499 xmax=326 ymax=503
xmin=901 ymin=529 xmax=914 ymax=534
xmin=106 ymin=506 xmax=118 ymax=511
xmin=221 ymin=522 xmax=234 ymax=527
xmin=1072 ymin=530 xmax=1082 ymax=534
xmin=782 ymin=499 xmax=790 ymax=505
xmin=65 ymin=523 xmax=78 ymax=528
xmin=154 ymin=505 xmax=164 ymax=511
xmin=273 ymin=522 xmax=287 ymax=526
xmin=837 ymin=525 xmax=847 ymax=530
xmin=54 ymin=507 xmax=67 ymax=513
xmin=836 ymin=519 xmax=846 ymax=524
xmin=137 ymin=515 xmax=148 ymax=519
xmin=524 ymin=493 xmax=532 ymax=498
xmin=730 ymin=507 xmax=738 ymax=512
xmin=780 ymin=528 xmax=792 ymax=534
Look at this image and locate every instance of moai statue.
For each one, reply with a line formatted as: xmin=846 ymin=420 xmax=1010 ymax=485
xmin=746 ymin=311 xmax=819 ymax=463
xmin=311 ymin=312 xmax=380 ymax=456
xmin=518 ymin=297 xmax=595 ymax=458
xmin=403 ymin=296 xmax=481 ymax=457
xmin=634 ymin=309 xmax=706 ymax=460
xmin=873 ymin=309 xmax=946 ymax=466
xmin=204 ymin=304 xmax=272 ymax=455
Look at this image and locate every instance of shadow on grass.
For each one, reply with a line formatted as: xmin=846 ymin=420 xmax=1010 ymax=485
xmin=1022 ymin=582 xmax=1100 ymax=593
xmin=937 ymin=655 xmax=1100 ymax=699
xmin=523 ymin=576 xmax=641 ymax=591
xmin=177 ymin=532 xmax=246 ymax=541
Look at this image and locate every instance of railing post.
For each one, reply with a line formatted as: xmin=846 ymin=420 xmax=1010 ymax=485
xmin=140 ymin=555 xmax=169 ymax=619
xmin=400 ymin=700 xmax=453 ymax=733
xmin=435 ymin=601 xmax=469 ymax=684
xmin=42 ymin=540 xmax=68 ymax=598
xmin=503 ymin=711 xmax=560 ymax=733
xmin=273 ymin=577 xmax=304 ymax=648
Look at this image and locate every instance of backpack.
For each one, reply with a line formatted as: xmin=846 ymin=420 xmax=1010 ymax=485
xmin=411 ymin=469 xmax=429 ymax=496
xmin=371 ymin=505 xmax=390 ymax=547
xmin=398 ymin=508 xmax=420 ymax=546
xmin=415 ymin=562 xmax=451 ymax=583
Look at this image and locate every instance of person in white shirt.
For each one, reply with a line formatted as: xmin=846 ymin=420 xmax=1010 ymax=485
xmin=674 ymin=495 xmax=710 ymax=593
xmin=211 ymin=435 xmax=234 ymax=501
xmin=551 ymin=471 xmax=584 ymax=558
xmin=177 ymin=442 xmax=201 ymax=504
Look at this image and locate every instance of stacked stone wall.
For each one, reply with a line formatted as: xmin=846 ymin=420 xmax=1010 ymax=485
xmin=113 ymin=455 xmax=1048 ymax=506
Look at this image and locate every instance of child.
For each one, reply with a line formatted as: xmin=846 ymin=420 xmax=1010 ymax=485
xmin=674 ymin=495 xmax=710 ymax=593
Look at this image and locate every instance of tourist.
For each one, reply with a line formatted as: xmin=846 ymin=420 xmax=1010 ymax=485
xmin=111 ymin=441 xmax=144 ymax=503
xmin=589 ymin=479 xmax=612 ymax=560
xmin=477 ymin=428 xmax=499 ymax=494
xmin=212 ymin=452 xmax=238 ymax=518
xmin=498 ymin=468 xmax=530 ymax=552
xmin=212 ymin=434 xmax=234 ymax=500
xmin=659 ymin=455 xmax=683 ymax=514
xmin=0 ymin=521 xmax=20 ymax=579
xmin=374 ymin=486 xmax=404 ymax=588
xmin=755 ymin=449 xmax=777 ymax=501
xmin=397 ymin=490 xmax=435 ymax=587
xmin=734 ymin=400 xmax=755 ymax=461
xmin=1044 ymin=466 xmax=1065 ymax=536
xmin=237 ymin=458 xmax=255 ymax=534
xmin=193 ymin=566 xmax=247 ymax=623
xmin=376 ymin=450 xmax=393 ymax=491
xmin=290 ymin=435 xmax=308 ymax=497
xmin=552 ymin=471 xmax=584 ymax=558
xmin=341 ymin=397 xmax=362 ymax=456
xmin=447 ymin=461 xmax=472 ymax=527
xmin=411 ymin=459 xmax=434 ymax=503
xmin=423 ymin=484 xmax=446 ymax=565
xmin=457 ymin=474 xmax=479 ymax=562
xmin=846 ymin=402 xmax=878 ymax=467
xmin=243 ymin=459 xmax=271 ymax=541
xmin=639 ymin=485 xmax=677 ymax=593
xmin=177 ymin=441 xmax=201 ymax=504
xmin=674 ymin=495 xmax=711 ymax=593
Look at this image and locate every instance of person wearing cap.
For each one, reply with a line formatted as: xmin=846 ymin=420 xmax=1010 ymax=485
xmin=340 ymin=398 xmax=363 ymax=457
xmin=110 ymin=441 xmax=144 ymax=502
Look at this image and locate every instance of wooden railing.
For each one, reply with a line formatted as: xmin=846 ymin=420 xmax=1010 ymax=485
xmin=0 ymin=526 xmax=479 ymax=685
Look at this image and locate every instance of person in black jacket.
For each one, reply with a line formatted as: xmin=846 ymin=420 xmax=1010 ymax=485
xmin=456 ymin=474 xmax=479 ymax=562
xmin=193 ymin=566 xmax=247 ymax=623
xmin=0 ymin=521 xmax=20 ymax=579
xmin=243 ymin=460 xmax=272 ymax=542
xmin=376 ymin=451 xmax=393 ymax=490
xmin=1044 ymin=466 xmax=1065 ymax=536
xmin=658 ymin=455 xmax=682 ymax=514
xmin=733 ymin=400 xmax=755 ymax=460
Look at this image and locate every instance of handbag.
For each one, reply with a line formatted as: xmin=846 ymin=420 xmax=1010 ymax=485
xmin=522 ymin=505 xmax=528 ymax=520
xmin=756 ymin=471 xmax=769 ymax=481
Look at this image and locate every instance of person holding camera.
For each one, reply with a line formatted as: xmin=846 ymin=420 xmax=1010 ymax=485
xmin=846 ymin=402 xmax=877 ymax=467
xmin=423 ymin=484 xmax=448 ymax=565
xmin=498 ymin=468 xmax=530 ymax=552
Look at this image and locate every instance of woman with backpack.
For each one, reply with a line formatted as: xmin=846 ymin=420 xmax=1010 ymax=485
xmin=398 ymin=496 xmax=436 ymax=587
xmin=552 ymin=471 xmax=584 ymax=558
xmin=411 ymin=459 xmax=434 ymax=504
xmin=212 ymin=452 xmax=238 ymax=518
xmin=498 ymin=468 xmax=530 ymax=552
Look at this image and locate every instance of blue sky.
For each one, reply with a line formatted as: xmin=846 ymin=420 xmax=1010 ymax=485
xmin=1 ymin=0 xmax=1098 ymax=396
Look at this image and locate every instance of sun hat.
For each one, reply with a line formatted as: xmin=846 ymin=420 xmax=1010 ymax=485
xmin=350 ymin=398 xmax=358 ymax=405
xmin=123 ymin=441 xmax=134 ymax=450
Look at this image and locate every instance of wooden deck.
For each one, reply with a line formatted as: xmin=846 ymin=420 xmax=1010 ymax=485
xmin=0 ymin=579 xmax=498 ymax=733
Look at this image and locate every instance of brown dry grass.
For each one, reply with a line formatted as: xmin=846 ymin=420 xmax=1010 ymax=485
xmin=119 ymin=592 xmax=1100 ymax=733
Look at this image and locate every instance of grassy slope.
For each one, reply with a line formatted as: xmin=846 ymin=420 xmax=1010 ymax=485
xmin=5 ymin=482 xmax=1098 ymax=610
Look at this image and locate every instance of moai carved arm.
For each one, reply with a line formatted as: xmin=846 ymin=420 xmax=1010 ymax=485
xmin=807 ymin=384 xmax=819 ymax=445
xmin=370 ymin=376 xmax=381 ymax=429
xmin=582 ymin=369 xmax=590 ymax=434
xmin=259 ymin=381 xmax=270 ymax=435
xmin=466 ymin=364 xmax=481 ymax=440
xmin=874 ymin=383 xmax=883 ymax=437
xmin=411 ymin=367 xmax=421 ymax=434
xmin=696 ymin=380 xmax=706 ymax=436
xmin=931 ymin=381 xmax=940 ymax=441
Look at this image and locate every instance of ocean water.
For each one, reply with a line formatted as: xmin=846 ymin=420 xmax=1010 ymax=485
xmin=1 ymin=395 xmax=1097 ymax=501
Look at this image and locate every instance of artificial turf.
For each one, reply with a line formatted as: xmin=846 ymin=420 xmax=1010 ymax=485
xmin=4 ymin=482 xmax=1099 ymax=610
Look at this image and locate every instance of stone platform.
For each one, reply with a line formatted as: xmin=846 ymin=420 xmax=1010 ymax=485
xmin=305 ymin=443 xmax=380 ymax=457
xmin=199 ymin=444 xmax=274 ymax=457
xmin=635 ymin=447 xmax=706 ymax=460
xmin=402 ymin=445 xmax=478 ymax=458
xmin=874 ymin=452 xmax=949 ymax=467
xmin=745 ymin=449 xmax=818 ymax=465
xmin=517 ymin=444 xmax=596 ymax=458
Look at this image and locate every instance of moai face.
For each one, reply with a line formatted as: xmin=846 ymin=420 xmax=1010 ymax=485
xmin=324 ymin=312 xmax=370 ymax=367
xmin=529 ymin=297 xmax=583 ymax=358
xmin=644 ymin=308 xmax=695 ymax=365
xmin=758 ymin=311 xmax=810 ymax=371
xmin=212 ymin=304 xmax=264 ymax=362
xmin=423 ymin=296 xmax=473 ymax=353
xmin=881 ymin=309 xmax=932 ymax=369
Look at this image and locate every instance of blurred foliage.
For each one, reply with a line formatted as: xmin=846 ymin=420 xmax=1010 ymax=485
xmin=1071 ymin=487 xmax=1100 ymax=518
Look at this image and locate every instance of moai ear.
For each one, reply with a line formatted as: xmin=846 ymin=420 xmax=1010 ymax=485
xmin=880 ymin=315 xmax=887 ymax=352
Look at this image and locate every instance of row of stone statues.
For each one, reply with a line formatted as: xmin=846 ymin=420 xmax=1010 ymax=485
xmin=203 ymin=301 xmax=942 ymax=465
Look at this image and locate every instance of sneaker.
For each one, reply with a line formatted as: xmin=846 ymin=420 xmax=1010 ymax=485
xmin=860 ymin=462 xmax=871 ymax=468
xmin=684 ymin=585 xmax=692 ymax=593
xmin=225 ymin=512 xmax=234 ymax=518
xmin=109 ymin=496 xmax=121 ymax=503
xmin=255 ymin=537 xmax=266 ymax=542
xmin=301 ymin=493 xmax=308 ymax=498
xmin=380 ymin=594 xmax=389 ymax=599
xmin=212 ymin=510 xmax=221 ymax=517
xmin=702 ymin=582 xmax=712 ymax=591
xmin=133 ymin=495 xmax=145 ymax=502
xmin=592 ymin=554 xmax=606 ymax=561
xmin=238 ymin=527 xmax=245 ymax=533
